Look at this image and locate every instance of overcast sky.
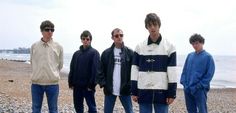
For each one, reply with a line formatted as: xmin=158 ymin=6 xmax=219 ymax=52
xmin=0 ymin=0 xmax=235 ymax=55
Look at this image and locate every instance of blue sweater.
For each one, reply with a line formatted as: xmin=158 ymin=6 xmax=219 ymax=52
xmin=180 ymin=50 xmax=215 ymax=94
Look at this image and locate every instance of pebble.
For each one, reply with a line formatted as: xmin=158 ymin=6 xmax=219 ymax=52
xmin=1 ymin=91 xmax=236 ymax=113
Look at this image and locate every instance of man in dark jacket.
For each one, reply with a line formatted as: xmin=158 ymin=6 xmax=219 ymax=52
xmin=96 ymin=28 xmax=134 ymax=113
xmin=68 ymin=30 xmax=100 ymax=113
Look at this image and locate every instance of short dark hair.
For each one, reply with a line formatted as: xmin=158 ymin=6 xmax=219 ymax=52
xmin=189 ymin=33 xmax=205 ymax=44
xmin=111 ymin=28 xmax=123 ymax=36
xmin=145 ymin=13 xmax=161 ymax=29
xmin=80 ymin=30 xmax=92 ymax=40
xmin=40 ymin=20 xmax=54 ymax=32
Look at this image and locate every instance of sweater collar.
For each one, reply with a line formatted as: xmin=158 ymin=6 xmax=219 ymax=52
xmin=195 ymin=50 xmax=205 ymax=55
xmin=40 ymin=38 xmax=53 ymax=47
xmin=80 ymin=45 xmax=91 ymax=52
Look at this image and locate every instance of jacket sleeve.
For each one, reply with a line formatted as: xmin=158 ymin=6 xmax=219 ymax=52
xmin=88 ymin=50 xmax=100 ymax=90
xmin=167 ymin=44 xmax=177 ymax=98
xmin=198 ymin=55 xmax=215 ymax=91
xmin=180 ymin=54 xmax=190 ymax=87
xmin=68 ymin=53 xmax=76 ymax=88
xmin=131 ymin=46 xmax=140 ymax=96
xmin=95 ymin=52 xmax=106 ymax=88
xmin=58 ymin=46 xmax=64 ymax=71
xmin=30 ymin=44 xmax=34 ymax=66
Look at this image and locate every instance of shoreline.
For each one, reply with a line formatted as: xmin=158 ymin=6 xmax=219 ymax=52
xmin=1 ymin=59 xmax=236 ymax=112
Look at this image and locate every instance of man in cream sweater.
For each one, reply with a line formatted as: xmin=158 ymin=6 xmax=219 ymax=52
xmin=30 ymin=20 xmax=63 ymax=113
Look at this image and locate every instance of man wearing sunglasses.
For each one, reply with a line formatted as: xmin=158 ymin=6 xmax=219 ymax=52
xmin=68 ymin=30 xmax=100 ymax=113
xmin=131 ymin=13 xmax=177 ymax=113
xmin=96 ymin=28 xmax=134 ymax=113
xmin=30 ymin=20 xmax=63 ymax=113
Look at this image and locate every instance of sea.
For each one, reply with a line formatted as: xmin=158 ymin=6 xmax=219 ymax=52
xmin=1 ymin=53 xmax=236 ymax=88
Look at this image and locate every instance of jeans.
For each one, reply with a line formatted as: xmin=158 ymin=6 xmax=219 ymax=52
xmin=31 ymin=84 xmax=59 ymax=113
xmin=73 ymin=87 xmax=97 ymax=113
xmin=139 ymin=103 xmax=168 ymax=113
xmin=104 ymin=94 xmax=133 ymax=113
xmin=184 ymin=88 xmax=208 ymax=113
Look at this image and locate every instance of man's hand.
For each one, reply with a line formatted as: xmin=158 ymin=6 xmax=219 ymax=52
xmin=166 ymin=98 xmax=175 ymax=105
xmin=69 ymin=86 xmax=74 ymax=90
xmin=87 ymin=88 xmax=92 ymax=91
xmin=132 ymin=96 xmax=138 ymax=102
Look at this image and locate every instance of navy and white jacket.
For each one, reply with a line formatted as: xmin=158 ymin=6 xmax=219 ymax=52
xmin=131 ymin=35 xmax=177 ymax=104
xmin=68 ymin=45 xmax=100 ymax=91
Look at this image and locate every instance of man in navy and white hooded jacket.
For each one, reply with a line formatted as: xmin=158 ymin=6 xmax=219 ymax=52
xmin=131 ymin=13 xmax=177 ymax=113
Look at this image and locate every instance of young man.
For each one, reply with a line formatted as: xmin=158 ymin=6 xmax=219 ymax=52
xmin=131 ymin=13 xmax=177 ymax=113
xmin=68 ymin=30 xmax=100 ymax=113
xmin=180 ymin=34 xmax=215 ymax=113
xmin=30 ymin=20 xmax=63 ymax=113
xmin=96 ymin=28 xmax=134 ymax=113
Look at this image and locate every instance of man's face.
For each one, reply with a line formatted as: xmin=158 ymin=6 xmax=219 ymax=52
xmin=112 ymin=30 xmax=123 ymax=45
xmin=191 ymin=41 xmax=203 ymax=53
xmin=81 ymin=36 xmax=91 ymax=47
xmin=42 ymin=27 xmax=54 ymax=39
xmin=147 ymin=23 xmax=160 ymax=37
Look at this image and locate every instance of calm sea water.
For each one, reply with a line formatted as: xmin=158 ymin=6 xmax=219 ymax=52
xmin=1 ymin=53 xmax=236 ymax=88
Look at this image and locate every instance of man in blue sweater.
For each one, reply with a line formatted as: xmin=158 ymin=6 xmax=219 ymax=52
xmin=180 ymin=33 xmax=215 ymax=113
xmin=68 ymin=30 xmax=100 ymax=113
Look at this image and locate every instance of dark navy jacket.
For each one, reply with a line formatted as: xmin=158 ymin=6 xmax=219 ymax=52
xmin=68 ymin=45 xmax=100 ymax=91
xmin=96 ymin=43 xmax=133 ymax=95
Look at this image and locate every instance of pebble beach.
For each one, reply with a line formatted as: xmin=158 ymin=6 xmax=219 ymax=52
xmin=0 ymin=59 xmax=236 ymax=113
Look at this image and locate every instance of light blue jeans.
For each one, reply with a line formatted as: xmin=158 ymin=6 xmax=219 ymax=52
xmin=104 ymin=94 xmax=133 ymax=113
xmin=139 ymin=103 xmax=168 ymax=113
xmin=31 ymin=84 xmax=59 ymax=113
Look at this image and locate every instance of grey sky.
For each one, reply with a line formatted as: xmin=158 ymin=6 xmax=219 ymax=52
xmin=0 ymin=0 xmax=235 ymax=55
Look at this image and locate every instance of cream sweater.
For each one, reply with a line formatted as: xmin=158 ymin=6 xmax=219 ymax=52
xmin=30 ymin=39 xmax=63 ymax=85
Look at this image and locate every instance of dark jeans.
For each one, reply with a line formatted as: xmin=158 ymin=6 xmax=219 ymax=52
xmin=31 ymin=84 xmax=59 ymax=113
xmin=184 ymin=88 xmax=208 ymax=113
xmin=104 ymin=94 xmax=133 ymax=113
xmin=73 ymin=87 xmax=97 ymax=113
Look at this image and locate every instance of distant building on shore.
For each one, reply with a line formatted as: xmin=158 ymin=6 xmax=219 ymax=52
xmin=0 ymin=47 xmax=30 ymax=54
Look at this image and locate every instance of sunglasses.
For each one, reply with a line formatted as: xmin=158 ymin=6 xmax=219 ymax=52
xmin=114 ymin=34 xmax=124 ymax=38
xmin=44 ymin=28 xmax=55 ymax=32
xmin=82 ymin=38 xmax=90 ymax=41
